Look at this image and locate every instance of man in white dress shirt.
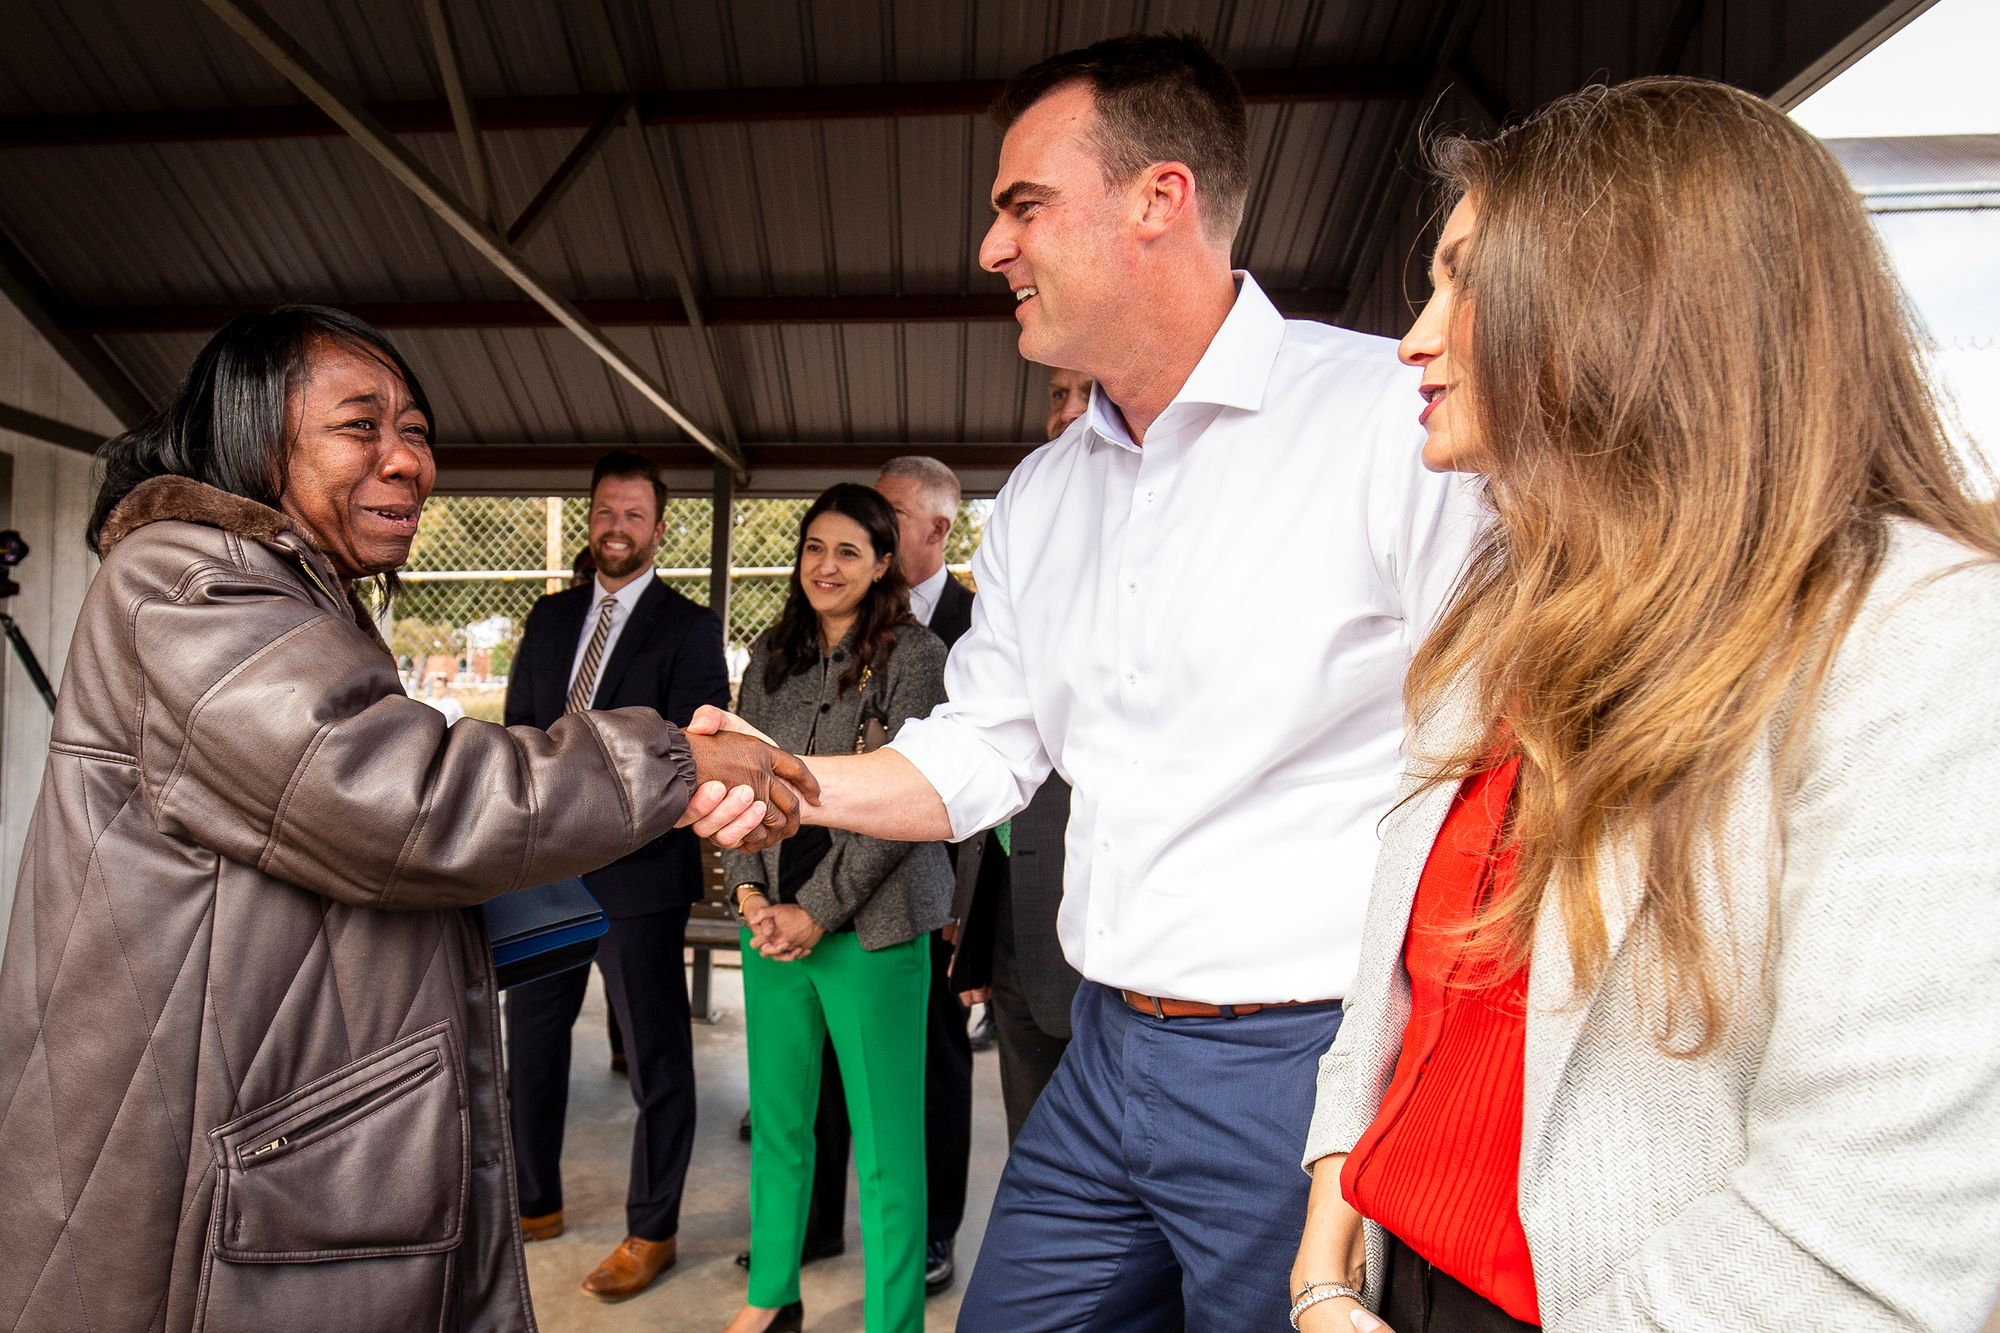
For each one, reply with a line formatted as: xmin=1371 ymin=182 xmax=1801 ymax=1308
xmin=698 ymin=33 xmax=1473 ymax=1330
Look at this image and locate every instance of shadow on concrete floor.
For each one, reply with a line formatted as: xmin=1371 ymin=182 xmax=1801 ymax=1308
xmin=516 ymin=958 xmax=1005 ymax=1331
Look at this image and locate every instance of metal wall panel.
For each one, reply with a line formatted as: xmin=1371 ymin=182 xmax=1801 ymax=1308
xmin=0 ymin=294 xmax=119 ymax=938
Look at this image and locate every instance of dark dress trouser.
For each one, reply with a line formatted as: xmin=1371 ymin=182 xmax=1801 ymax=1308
xmin=809 ymin=929 xmax=973 ymax=1245
xmin=507 ymin=906 xmax=695 ymax=1240
xmin=987 ymin=884 xmax=1071 ymax=1144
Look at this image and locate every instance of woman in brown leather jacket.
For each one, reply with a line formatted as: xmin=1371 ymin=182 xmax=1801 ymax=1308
xmin=0 ymin=306 xmax=810 ymax=1333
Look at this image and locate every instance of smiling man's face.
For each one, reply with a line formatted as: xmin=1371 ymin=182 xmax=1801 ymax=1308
xmin=977 ymin=83 xmax=1135 ymax=373
xmin=587 ymin=474 xmax=665 ymax=588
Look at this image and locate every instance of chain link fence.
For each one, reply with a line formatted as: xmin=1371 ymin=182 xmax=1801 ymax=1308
xmin=390 ymin=494 xmax=989 ymax=720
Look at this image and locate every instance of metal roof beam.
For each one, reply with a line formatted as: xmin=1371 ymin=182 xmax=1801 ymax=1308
xmin=61 ymin=288 xmax=1348 ymax=334
xmin=575 ymin=0 xmax=743 ymax=461
xmin=0 ymin=401 xmax=105 ymax=452
xmin=195 ymin=0 xmax=747 ymax=482
xmin=432 ymin=443 xmax=1036 ymax=471
xmin=0 ymin=230 xmax=149 ymax=428
xmin=0 ymin=65 xmax=1431 ymax=148
xmin=423 ymin=0 xmax=497 ymax=227
xmin=505 ymin=97 xmax=626 ymax=246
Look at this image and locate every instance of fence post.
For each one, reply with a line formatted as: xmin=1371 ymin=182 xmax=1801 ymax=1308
xmin=543 ymin=496 xmax=563 ymax=594
xmin=707 ymin=461 xmax=734 ymax=629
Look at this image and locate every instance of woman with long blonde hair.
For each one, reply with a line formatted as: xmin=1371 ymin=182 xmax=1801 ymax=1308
xmin=1288 ymin=79 xmax=2000 ymax=1333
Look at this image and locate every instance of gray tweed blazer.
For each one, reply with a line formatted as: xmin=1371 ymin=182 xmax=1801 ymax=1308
xmin=722 ymin=621 xmax=953 ymax=950
xmin=1305 ymin=520 xmax=2000 ymax=1331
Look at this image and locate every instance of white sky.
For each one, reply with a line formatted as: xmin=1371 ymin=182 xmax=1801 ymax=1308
xmin=1790 ymin=0 xmax=2000 ymax=137
xmin=1790 ymin=0 xmax=1999 ymax=483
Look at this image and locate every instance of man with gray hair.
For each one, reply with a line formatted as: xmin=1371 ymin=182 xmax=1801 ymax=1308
xmin=875 ymin=455 xmax=971 ymax=639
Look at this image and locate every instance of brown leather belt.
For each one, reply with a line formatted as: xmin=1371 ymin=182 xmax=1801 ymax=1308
xmin=1118 ymin=989 xmax=1340 ymax=1020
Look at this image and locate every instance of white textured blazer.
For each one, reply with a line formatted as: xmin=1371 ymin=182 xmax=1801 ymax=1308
xmin=1304 ymin=520 xmax=2000 ymax=1331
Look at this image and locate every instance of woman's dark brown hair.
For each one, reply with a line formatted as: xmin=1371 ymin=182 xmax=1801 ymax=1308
xmin=762 ymin=483 xmax=916 ymax=695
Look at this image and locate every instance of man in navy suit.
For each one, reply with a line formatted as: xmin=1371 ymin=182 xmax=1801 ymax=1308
xmin=504 ymin=451 xmax=731 ymax=1301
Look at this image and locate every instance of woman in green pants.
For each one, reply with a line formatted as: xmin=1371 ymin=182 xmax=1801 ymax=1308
xmin=721 ymin=484 xmax=953 ymax=1333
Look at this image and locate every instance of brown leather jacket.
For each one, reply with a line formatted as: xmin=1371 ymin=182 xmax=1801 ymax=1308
xmin=0 ymin=477 xmax=695 ymax=1333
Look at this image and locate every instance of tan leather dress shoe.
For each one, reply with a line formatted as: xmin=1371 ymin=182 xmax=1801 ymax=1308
xmin=520 ymin=1210 xmax=564 ymax=1242
xmin=581 ymin=1235 xmax=677 ymax=1301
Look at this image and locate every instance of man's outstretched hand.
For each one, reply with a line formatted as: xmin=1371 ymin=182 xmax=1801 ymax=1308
xmin=680 ymin=724 xmax=819 ymax=851
xmin=685 ymin=704 xmax=777 ymax=745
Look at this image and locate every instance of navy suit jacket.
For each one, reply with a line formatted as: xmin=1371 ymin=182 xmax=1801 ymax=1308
xmin=504 ymin=576 xmax=730 ymax=917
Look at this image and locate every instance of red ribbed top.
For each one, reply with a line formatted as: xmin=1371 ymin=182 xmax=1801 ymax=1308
xmin=1340 ymin=755 xmax=1539 ymax=1325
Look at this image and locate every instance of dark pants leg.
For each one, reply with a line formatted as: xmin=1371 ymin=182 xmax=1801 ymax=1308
xmin=1379 ymin=1230 xmax=1541 ymax=1332
xmin=505 ymin=959 xmax=593 ymax=1218
xmin=924 ymin=928 xmax=973 ymax=1243
xmin=594 ymin=907 xmax=697 ymax=1241
xmin=958 ymin=982 xmax=1341 ymax=1333
xmin=809 ymin=1035 xmax=849 ymax=1243
xmin=988 ymin=897 xmax=1070 ymax=1145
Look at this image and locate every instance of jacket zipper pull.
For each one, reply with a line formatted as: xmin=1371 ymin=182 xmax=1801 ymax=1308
xmin=244 ymin=1135 xmax=288 ymax=1160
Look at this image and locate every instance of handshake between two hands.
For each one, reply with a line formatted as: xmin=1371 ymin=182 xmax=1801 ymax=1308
xmin=673 ymin=703 xmax=820 ymax=853
xmin=675 ymin=704 xmax=828 ymax=960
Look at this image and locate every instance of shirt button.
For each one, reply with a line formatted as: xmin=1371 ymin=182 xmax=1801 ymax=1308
xmin=819 ymin=703 xmax=832 ymax=713
xmin=1099 ymin=837 xmax=1111 ymax=851
xmin=1126 ymin=580 xmax=1139 ymax=593
xmin=1125 ymin=671 xmax=1138 ymax=685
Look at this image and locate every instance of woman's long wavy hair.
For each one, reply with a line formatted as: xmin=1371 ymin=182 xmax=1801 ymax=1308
xmin=762 ymin=484 xmax=916 ymax=695
xmin=1412 ymin=78 xmax=2000 ymax=1052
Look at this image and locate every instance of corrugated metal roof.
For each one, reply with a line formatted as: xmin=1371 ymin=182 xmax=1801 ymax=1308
xmin=0 ymin=0 xmax=1922 ymax=491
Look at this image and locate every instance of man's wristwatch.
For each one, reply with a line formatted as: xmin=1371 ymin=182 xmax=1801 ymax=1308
xmin=731 ymin=883 xmax=768 ymax=918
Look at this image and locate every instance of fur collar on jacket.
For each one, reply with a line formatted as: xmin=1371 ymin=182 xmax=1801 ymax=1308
xmin=99 ymin=474 xmax=385 ymax=641
xmin=97 ymin=474 xmax=302 ymax=555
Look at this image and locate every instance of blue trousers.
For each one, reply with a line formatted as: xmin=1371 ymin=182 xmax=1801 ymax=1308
xmin=958 ymin=982 xmax=1343 ymax=1332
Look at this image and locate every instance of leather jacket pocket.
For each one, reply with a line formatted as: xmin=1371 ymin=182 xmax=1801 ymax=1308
xmin=194 ymin=1023 xmax=468 ymax=1332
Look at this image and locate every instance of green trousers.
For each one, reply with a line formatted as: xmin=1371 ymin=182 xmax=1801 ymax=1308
xmin=741 ymin=929 xmax=928 ymax=1330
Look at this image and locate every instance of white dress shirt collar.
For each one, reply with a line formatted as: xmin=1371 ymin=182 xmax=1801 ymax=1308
xmin=593 ymin=571 xmax=652 ymax=618
xmin=1082 ymin=272 xmax=1284 ymax=452
xmin=567 ymin=571 xmax=654 ymax=695
xmin=907 ymin=563 xmax=950 ymax=627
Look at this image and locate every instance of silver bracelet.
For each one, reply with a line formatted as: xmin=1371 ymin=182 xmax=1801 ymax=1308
xmin=1288 ymin=1281 xmax=1365 ymax=1330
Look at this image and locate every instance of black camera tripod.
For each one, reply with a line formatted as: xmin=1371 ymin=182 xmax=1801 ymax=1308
xmin=0 ymin=529 xmax=58 ymax=712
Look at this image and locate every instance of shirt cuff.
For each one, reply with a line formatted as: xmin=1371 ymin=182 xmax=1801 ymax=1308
xmin=1301 ymin=1045 xmax=1369 ymax=1172
xmin=885 ymin=715 xmax=1021 ymax=842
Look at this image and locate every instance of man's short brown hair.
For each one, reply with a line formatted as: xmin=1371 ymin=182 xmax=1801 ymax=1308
xmin=589 ymin=449 xmax=667 ymax=521
xmin=991 ymin=32 xmax=1250 ymax=242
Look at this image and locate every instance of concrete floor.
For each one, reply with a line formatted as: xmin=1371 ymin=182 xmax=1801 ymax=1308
xmin=517 ymin=958 xmax=1006 ymax=1332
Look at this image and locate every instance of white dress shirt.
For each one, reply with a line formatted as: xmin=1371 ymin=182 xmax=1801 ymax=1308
xmin=907 ymin=563 xmax=950 ymax=628
xmin=567 ymin=571 xmax=653 ymax=700
xmin=890 ymin=274 xmax=1480 ymax=1004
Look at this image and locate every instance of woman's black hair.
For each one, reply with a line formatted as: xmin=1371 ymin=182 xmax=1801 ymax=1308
xmin=86 ymin=304 xmax=434 ymax=558
xmin=762 ymin=483 xmax=916 ymax=694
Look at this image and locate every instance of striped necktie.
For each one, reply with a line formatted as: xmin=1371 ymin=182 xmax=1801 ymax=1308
xmin=567 ymin=594 xmax=617 ymax=714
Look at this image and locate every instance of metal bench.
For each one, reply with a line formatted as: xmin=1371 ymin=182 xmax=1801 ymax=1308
xmin=687 ymin=845 xmax=739 ymax=1023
